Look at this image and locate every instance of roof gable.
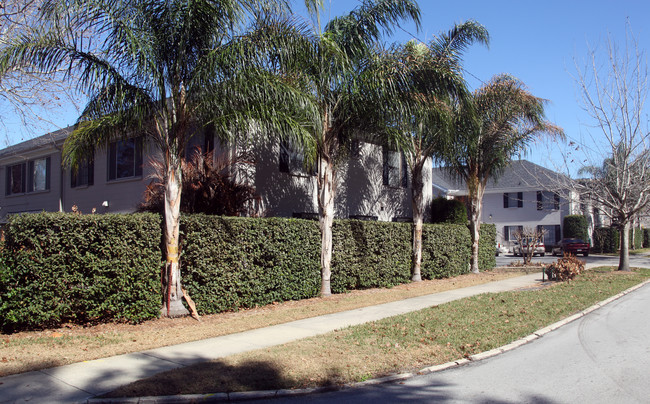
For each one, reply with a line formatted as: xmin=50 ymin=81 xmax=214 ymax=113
xmin=432 ymin=160 xmax=569 ymax=195
xmin=0 ymin=126 xmax=73 ymax=161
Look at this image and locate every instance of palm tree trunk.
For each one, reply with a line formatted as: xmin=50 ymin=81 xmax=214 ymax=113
xmin=468 ymin=180 xmax=484 ymax=274
xmin=318 ymin=153 xmax=334 ymax=297
xmin=161 ymin=163 xmax=189 ymax=317
xmin=619 ymin=221 xmax=631 ymax=272
xmin=411 ymin=163 xmax=424 ymax=282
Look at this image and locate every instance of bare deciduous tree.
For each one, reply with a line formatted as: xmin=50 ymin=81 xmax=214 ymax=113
xmin=512 ymin=226 xmax=546 ymax=265
xmin=0 ymin=0 xmax=82 ymax=143
xmin=572 ymin=23 xmax=650 ymax=271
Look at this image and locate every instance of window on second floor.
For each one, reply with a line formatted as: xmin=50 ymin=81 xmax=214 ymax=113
xmin=382 ymin=148 xmax=408 ymax=188
xmin=503 ymin=192 xmax=523 ymax=208
xmin=536 ymin=191 xmax=560 ymax=210
xmin=108 ymin=137 xmax=143 ymax=181
xmin=5 ymin=156 xmax=51 ymax=195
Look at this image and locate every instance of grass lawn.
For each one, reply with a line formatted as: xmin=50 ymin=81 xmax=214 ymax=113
xmin=103 ymin=266 xmax=650 ymax=398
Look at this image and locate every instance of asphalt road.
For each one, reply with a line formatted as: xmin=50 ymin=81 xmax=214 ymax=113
xmin=495 ymin=252 xmax=650 ymax=268
xmin=247 ymin=271 xmax=650 ymax=403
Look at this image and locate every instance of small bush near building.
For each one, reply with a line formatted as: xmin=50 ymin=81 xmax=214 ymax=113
xmin=545 ymin=254 xmax=585 ymax=281
xmin=563 ymin=215 xmax=589 ymax=241
xmin=430 ymin=197 xmax=468 ymax=224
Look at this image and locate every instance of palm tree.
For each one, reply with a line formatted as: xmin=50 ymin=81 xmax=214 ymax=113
xmin=386 ymin=21 xmax=489 ymax=281
xmin=441 ymin=74 xmax=563 ymax=273
xmin=281 ymin=0 xmax=421 ymax=296
xmin=0 ymin=0 xmax=310 ymax=317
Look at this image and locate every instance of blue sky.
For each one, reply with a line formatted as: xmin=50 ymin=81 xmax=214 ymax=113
xmin=317 ymin=0 xmax=650 ymax=177
xmin=4 ymin=0 xmax=649 ymax=177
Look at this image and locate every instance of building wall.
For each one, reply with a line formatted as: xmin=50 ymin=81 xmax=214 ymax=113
xmin=63 ymin=143 xmax=156 ymax=215
xmin=0 ymin=146 xmax=63 ymax=219
xmin=0 ymin=135 xmax=430 ymax=223
xmin=481 ymin=190 xmax=568 ymax=248
xmin=251 ymin=139 xmax=430 ymax=221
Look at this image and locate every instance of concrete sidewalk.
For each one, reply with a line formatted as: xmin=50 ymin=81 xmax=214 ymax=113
xmin=0 ymin=272 xmax=545 ymax=403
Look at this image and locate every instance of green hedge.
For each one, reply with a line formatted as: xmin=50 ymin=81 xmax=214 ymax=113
xmin=478 ymin=224 xmax=497 ymax=270
xmin=430 ymin=197 xmax=468 ymax=224
xmin=330 ymin=220 xmax=411 ymax=292
xmin=0 ymin=213 xmax=161 ymax=332
xmin=644 ymin=228 xmax=650 ymax=248
xmin=2 ymin=213 xmax=498 ymax=329
xmin=181 ymin=218 xmax=493 ymax=314
xmin=180 ymin=216 xmax=321 ymax=314
xmin=593 ymin=227 xmax=619 ymax=253
xmin=563 ymin=215 xmax=589 ymax=240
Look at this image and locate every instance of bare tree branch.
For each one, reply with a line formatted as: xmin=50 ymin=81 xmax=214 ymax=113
xmin=570 ymin=21 xmax=650 ymax=271
xmin=0 ymin=0 xmax=83 ymax=144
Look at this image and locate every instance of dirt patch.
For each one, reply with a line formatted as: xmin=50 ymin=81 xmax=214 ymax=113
xmin=0 ymin=269 xmax=525 ymax=377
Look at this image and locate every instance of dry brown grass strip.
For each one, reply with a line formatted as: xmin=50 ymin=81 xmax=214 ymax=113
xmin=0 ymin=270 xmax=519 ymax=376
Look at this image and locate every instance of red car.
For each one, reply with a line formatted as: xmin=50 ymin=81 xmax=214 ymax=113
xmin=552 ymin=238 xmax=590 ymax=257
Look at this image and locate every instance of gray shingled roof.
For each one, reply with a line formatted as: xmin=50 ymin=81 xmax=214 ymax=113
xmin=432 ymin=160 xmax=568 ymax=194
xmin=0 ymin=126 xmax=73 ymax=160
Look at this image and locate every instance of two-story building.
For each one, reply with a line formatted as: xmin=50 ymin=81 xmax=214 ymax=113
xmin=431 ymin=160 xmax=578 ymax=250
xmin=0 ymin=127 xmax=432 ymax=223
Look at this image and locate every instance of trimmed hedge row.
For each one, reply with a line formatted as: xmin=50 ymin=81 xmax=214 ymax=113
xmin=478 ymin=224 xmax=497 ymax=270
xmin=1 ymin=213 xmax=497 ymax=330
xmin=180 ymin=216 xmax=321 ymax=314
xmin=0 ymin=213 xmax=162 ymax=332
xmin=563 ymin=215 xmax=589 ymax=241
xmin=592 ymin=227 xmax=619 ymax=253
xmin=593 ymin=226 xmax=645 ymax=253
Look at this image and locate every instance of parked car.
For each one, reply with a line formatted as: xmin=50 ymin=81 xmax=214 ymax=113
xmin=552 ymin=238 xmax=590 ymax=257
xmin=495 ymin=242 xmax=508 ymax=256
xmin=512 ymin=240 xmax=545 ymax=257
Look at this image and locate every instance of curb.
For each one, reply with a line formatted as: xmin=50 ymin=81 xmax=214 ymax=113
xmin=85 ymin=278 xmax=650 ymax=404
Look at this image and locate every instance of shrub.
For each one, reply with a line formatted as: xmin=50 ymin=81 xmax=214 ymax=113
xmin=430 ymin=197 xmax=468 ymax=224
xmin=420 ymin=224 xmax=471 ymax=279
xmin=644 ymin=228 xmax=650 ymax=248
xmin=545 ymin=254 xmax=585 ymax=281
xmin=563 ymin=215 xmax=589 ymax=241
xmin=592 ymin=227 xmax=619 ymax=253
xmin=139 ymin=151 xmax=262 ymax=217
xmin=3 ymin=212 xmax=496 ymax=328
xmin=180 ymin=215 xmax=321 ymax=314
xmin=0 ymin=213 xmax=161 ymax=332
xmin=331 ymin=220 xmax=411 ymax=292
xmin=478 ymin=224 xmax=497 ymax=270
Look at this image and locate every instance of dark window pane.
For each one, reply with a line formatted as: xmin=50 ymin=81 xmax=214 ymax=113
xmin=116 ymin=139 xmax=135 ymax=178
xmin=108 ymin=138 xmax=142 ymax=180
xmin=7 ymin=163 xmax=25 ymax=194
